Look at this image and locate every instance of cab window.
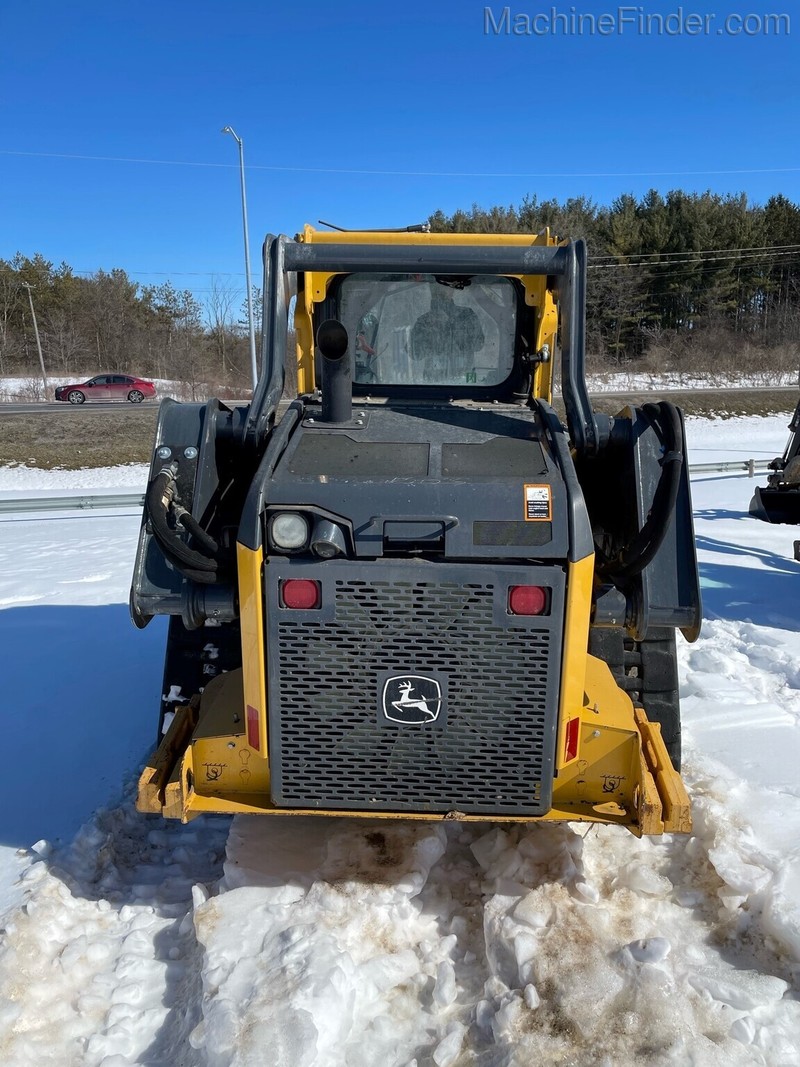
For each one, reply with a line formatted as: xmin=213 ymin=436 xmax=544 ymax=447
xmin=338 ymin=274 xmax=517 ymax=388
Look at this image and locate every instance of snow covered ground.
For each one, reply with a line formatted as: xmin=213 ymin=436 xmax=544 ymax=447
xmin=583 ymin=370 xmax=797 ymax=392
xmin=0 ymin=413 xmax=799 ymax=1066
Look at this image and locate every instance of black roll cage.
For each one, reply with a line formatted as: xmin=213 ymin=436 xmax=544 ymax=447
xmin=246 ymin=236 xmax=609 ymax=458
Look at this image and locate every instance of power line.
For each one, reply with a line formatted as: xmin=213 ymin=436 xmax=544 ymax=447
xmin=589 ymin=248 xmax=800 ymax=270
xmin=640 ymin=253 xmax=800 ymax=279
xmin=3 ymin=148 xmax=800 ymax=180
xmin=595 ymin=256 xmax=800 ymax=283
xmin=590 ymin=242 xmax=800 ymax=263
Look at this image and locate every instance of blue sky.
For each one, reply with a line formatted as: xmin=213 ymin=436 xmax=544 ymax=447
xmin=1 ymin=0 xmax=797 ymax=310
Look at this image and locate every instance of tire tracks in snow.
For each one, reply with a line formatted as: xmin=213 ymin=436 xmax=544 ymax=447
xmin=0 ymin=798 xmax=229 ymax=1066
xmin=190 ymin=810 xmax=800 ymax=1066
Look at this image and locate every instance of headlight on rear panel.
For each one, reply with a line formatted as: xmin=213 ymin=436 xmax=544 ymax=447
xmin=269 ymin=512 xmax=310 ymax=552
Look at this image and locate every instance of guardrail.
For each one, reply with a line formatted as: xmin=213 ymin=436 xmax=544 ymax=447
xmin=689 ymin=459 xmax=771 ymax=475
xmin=0 ymin=459 xmax=774 ymax=517
xmin=0 ymin=492 xmax=145 ymax=516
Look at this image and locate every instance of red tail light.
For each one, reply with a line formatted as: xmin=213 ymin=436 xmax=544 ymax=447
xmin=246 ymin=704 xmax=260 ymax=749
xmin=564 ymin=716 xmax=580 ymax=762
xmin=508 ymin=585 xmax=548 ymax=615
xmin=281 ymin=579 xmax=321 ymax=609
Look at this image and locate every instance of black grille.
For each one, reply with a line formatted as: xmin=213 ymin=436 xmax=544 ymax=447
xmin=267 ymin=565 xmax=563 ymax=815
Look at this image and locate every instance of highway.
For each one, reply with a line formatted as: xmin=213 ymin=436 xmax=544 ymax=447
xmin=0 ymin=385 xmax=797 ymax=417
xmin=0 ymin=400 xmax=162 ymax=415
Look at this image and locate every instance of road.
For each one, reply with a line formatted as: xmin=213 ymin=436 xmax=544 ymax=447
xmin=0 ymin=400 xmax=162 ymax=415
xmin=0 ymin=385 xmax=797 ymax=417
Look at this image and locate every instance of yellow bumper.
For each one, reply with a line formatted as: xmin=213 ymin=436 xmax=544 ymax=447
xmin=137 ymin=665 xmax=690 ymax=836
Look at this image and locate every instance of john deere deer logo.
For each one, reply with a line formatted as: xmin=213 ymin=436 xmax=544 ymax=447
xmin=382 ymin=676 xmax=442 ymax=724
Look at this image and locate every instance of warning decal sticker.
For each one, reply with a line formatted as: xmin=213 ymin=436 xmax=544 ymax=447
xmin=524 ymin=483 xmax=552 ymax=521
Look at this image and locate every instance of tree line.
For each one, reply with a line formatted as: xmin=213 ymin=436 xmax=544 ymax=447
xmin=0 ymin=254 xmax=258 ymax=398
xmin=430 ymin=190 xmax=800 ymax=380
xmin=4 ymin=189 xmax=800 ymax=397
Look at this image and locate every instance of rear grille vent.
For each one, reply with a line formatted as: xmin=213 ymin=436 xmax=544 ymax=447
xmin=267 ymin=568 xmax=562 ymax=815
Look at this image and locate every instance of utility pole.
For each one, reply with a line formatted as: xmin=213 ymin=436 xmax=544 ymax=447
xmin=21 ymin=283 xmax=49 ymax=398
xmin=221 ymin=126 xmax=258 ymax=390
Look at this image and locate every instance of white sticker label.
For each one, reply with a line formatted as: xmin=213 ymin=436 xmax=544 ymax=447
xmin=524 ymin=484 xmax=551 ymax=521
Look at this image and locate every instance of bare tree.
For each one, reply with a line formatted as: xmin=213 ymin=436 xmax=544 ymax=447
xmin=43 ymin=307 xmax=88 ymax=373
xmin=0 ymin=265 xmax=22 ymax=375
xmin=205 ymin=276 xmax=238 ymax=375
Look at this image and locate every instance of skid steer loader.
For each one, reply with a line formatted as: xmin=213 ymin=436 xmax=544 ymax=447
xmin=131 ymin=226 xmax=701 ymax=836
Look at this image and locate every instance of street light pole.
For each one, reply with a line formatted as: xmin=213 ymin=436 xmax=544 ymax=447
xmin=22 ymin=283 xmax=49 ymax=398
xmin=221 ymin=125 xmax=258 ymax=390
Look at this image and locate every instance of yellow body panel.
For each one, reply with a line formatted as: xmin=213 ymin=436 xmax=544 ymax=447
xmin=236 ymin=543 xmax=268 ymax=759
xmin=300 ymin=225 xmax=556 ymax=247
xmin=554 ymin=554 xmax=593 ymax=772
xmin=189 ymin=669 xmax=270 ymax=796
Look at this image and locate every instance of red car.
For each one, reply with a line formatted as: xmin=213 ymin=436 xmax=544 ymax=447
xmin=55 ymin=374 xmax=157 ymax=405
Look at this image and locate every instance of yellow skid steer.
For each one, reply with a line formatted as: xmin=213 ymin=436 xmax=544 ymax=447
xmin=131 ymin=226 xmax=700 ymax=836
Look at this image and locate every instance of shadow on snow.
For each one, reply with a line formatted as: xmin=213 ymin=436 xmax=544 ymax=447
xmin=696 ymin=532 xmax=800 ymax=631
xmin=0 ymin=602 xmax=167 ymax=849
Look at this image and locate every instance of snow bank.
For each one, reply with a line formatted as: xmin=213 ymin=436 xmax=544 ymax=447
xmin=182 ymin=812 xmax=800 ymax=1067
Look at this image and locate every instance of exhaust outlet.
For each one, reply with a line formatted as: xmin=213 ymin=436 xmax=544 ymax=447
xmin=316 ymin=319 xmax=351 ymax=424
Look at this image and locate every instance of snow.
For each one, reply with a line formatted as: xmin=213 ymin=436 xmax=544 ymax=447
xmin=582 ymin=370 xmax=798 ymax=392
xmin=0 ymin=463 xmax=148 ymax=491
xmin=1 ymin=412 xmax=800 ymax=1065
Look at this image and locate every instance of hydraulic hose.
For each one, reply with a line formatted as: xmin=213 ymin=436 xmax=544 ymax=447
xmin=176 ymin=508 xmax=220 ymax=555
xmin=145 ymin=469 xmax=231 ymax=584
